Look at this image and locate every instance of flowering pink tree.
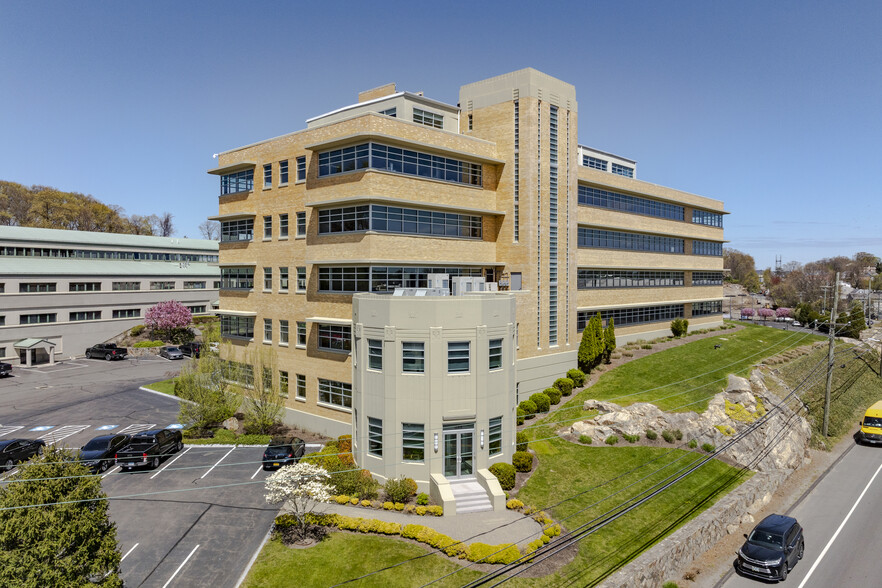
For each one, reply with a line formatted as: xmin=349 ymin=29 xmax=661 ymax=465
xmin=757 ymin=308 xmax=775 ymax=321
xmin=776 ymin=307 xmax=793 ymax=319
xmin=145 ymin=300 xmax=192 ymax=343
xmin=740 ymin=308 xmax=755 ymax=319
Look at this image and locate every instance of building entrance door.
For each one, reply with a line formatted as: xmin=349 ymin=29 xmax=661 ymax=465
xmin=443 ymin=424 xmax=474 ymax=478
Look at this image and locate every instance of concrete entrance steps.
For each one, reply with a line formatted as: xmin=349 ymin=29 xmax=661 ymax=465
xmin=449 ymin=477 xmax=493 ymax=514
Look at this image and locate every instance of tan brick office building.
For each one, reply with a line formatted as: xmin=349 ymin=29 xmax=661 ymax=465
xmin=210 ymin=68 xmax=726 ymax=442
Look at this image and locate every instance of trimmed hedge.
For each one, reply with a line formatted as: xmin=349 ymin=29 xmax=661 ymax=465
xmin=133 ymin=340 xmax=164 ymax=348
xmin=516 ymin=407 xmax=525 ymax=425
xmin=529 ymin=393 xmax=550 ymax=414
xmin=543 ymin=387 xmax=562 ymax=405
xmin=567 ymin=368 xmax=586 ymax=388
xmin=512 ymin=450 xmax=533 ymax=472
xmin=519 ymin=400 xmax=537 ymax=420
xmin=130 ymin=324 xmax=145 ymax=336
xmin=553 ymin=377 xmax=574 ymax=397
xmin=489 ymin=462 xmax=516 ymax=490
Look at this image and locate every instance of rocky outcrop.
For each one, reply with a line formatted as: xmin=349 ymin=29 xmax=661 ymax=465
xmin=568 ymin=370 xmax=811 ymax=473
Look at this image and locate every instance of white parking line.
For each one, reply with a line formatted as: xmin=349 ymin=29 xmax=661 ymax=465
xmin=200 ymin=448 xmax=235 ymax=479
xmin=117 ymin=424 xmax=156 ymax=435
xmin=38 ymin=425 xmax=90 ymax=445
xmin=150 ymin=447 xmax=191 ymax=479
xmin=102 ymin=465 xmax=120 ymax=479
xmin=121 ymin=543 xmax=139 ymax=562
xmin=161 ymin=544 xmax=199 ymax=588
xmin=0 ymin=426 xmax=23 ymax=438
xmin=250 ymin=466 xmax=263 ymax=480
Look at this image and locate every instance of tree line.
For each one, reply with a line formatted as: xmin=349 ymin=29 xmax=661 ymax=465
xmin=0 ymin=180 xmax=175 ymax=236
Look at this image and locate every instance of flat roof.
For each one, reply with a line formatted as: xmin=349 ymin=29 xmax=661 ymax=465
xmin=0 ymin=226 xmax=219 ymax=252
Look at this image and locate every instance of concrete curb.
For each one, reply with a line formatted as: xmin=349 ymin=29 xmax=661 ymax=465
xmin=137 ymin=385 xmax=197 ymax=405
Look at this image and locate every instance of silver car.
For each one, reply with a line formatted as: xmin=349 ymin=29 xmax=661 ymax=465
xmin=159 ymin=346 xmax=184 ymax=360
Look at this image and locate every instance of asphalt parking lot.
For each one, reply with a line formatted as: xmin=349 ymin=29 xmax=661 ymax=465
xmin=0 ymin=356 xmax=291 ymax=587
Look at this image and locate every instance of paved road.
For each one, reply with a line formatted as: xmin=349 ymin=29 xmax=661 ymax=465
xmin=718 ymin=440 xmax=882 ymax=587
xmin=0 ymin=357 xmax=282 ymax=588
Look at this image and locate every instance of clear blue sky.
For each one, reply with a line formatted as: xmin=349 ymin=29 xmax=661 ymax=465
xmin=2 ymin=1 xmax=879 ymax=270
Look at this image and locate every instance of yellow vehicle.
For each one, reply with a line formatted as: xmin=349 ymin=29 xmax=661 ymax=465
xmin=858 ymin=401 xmax=882 ymax=445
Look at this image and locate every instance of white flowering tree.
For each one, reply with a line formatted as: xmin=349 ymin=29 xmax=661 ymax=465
xmin=265 ymin=462 xmax=333 ymax=541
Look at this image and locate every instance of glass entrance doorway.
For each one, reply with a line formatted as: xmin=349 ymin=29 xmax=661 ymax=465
xmin=443 ymin=423 xmax=474 ymax=478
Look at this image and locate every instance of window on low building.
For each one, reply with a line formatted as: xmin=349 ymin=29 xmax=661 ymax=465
xmin=280 ymin=214 xmax=288 ymax=238
xmin=264 ymin=267 xmax=272 ymax=291
xmin=19 ymin=283 xmax=56 ymax=293
xmin=319 ymin=378 xmax=352 ymax=410
xmin=402 ymin=423 xmax=424 ymax=461
xmin=488 ymin=416 xmax=502 ymax=455
xmin=220 ymin=219 xmax=253 ymax=242
xmin=150 ymin=281 xmax=175 ymax=290
xmin=367 ymin=339 xmax=382 ymax=371
xmin=183 ymin=281 xmax=206 ymax=289
xmin=447 ymin=341 xmax=470 ymax=373
xmin=220 ymin=169 xmax=253 ymax=195
xmin=220 ymin=315 xmax=255 ymax=338
xmin=263 ymin=318 xmax=272 ymax=343
xmin=20 ymin=313 xmax=57 ymax=324
xmin=412 ymin=108 xmax=443 ymax=129
xmin=368 ymin=417 xmax=383 ymax=456
xmin=279 ymin=370 xmax=289 ymax=397
xmin=69 ymin=282 xmax=101 ymax=292
xmin=220 ymin=267 xmax=254 ymax=289
xmin=296 ymin=267 xmax=306 ymax=292
xmin=489 ymin=338 xmax=503 ymax=370
xmin=279 ymin=160 xmax=289 ymax=185
xmin=402 ymin=342 xmax=425 ymax=373
xmin=296 ymin=322 xmax=307 ymax=347
xmin=296 ymin=156 xmax=306 ymax=181
xmin=279 ymin=267 xmax=289 ymax=291
xmin=296 ymin=374 xmax=306 ymax=399
xmin=112 ymin=309 xmax=140 ymax=319
xmin=263 ymin=164 xmax=272 ymax=188
xmin=296 ymin=211 xmax=306 ymax=237
xmin=318 ymin=324 xmax=351 ymax=352
xmin=70 ymin=311 xmax=101 ymax=321
xmin=264 ymin=216 xmax=272 ymax=239
xmin=279 ymin=320 xmax=289 ymax=345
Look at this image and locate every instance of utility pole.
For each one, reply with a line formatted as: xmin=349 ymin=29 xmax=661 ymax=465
xmin=823 ymin=273 xmax=840 ymax=437
xmin=821 ymin=284 xmax=832 ymax=314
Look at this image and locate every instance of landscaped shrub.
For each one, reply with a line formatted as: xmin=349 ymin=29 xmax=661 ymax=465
xmin=662 ymin=582 xmax=680 ymax=588
xmin=489 ymin=462 xmax=516 ymax=490
xmin=516 ymin=431 xmax=529 ymax=452
xmin=361 ymin=499 xmax=372 ymax=507
xmin=673 ymin=429 xmax=683 ymax=440
xmin=702 ymin=443 xmax=716 ymax=453
xmin=688 ymin=439 xmax=698 ymax=449
xmin=519 ymin=400 xmax=537 ymax=419
xmin=350 ymin=497 xmax=359 ymax=505
xmin=645 ymin=429 xmax=658 ymax=441
xmin=506 ymin=498 xmax=524 ymax=511
xmin=661 ymin=430 xmax=675 ymax=443
xmin=543 ymin=387 xmax=562 ymax=405
xmin=641 ymin=344 xmax=653 ymax=349
xmin=512 ymin=451 xmax=533 ymax=472
xmin=394 ymin=503 xmax=405 ymax=511
xmin=529 ymin=393 xmax=551 ymax=414
xmin=416 ymin=492 xmax=429 ymax=506
xmin=623 ymin=433 xmax=639 ymax=443
xmin=553 ymin=378 xmax=574 ymax=397
xmin=567 ymin=368 xmax=586 ymax=388
xmin=384 ymin=476 xmax=417 ymax=504
xmin=671 ymin=318 xmax=689 ymax=337
xmin=604 ymin=435 xmax=619 ymax=445
xmin=579 ymin=434 xmax=592 ymax=444
xmin=133 ymin=340 xmax=164 ymax=348
xmin=130 ymin=324 xmax=145 ymax=336
xmin=465 ymin=542 xmax=521 ymax=564
xmin=337 ymin=435 xmax=352 ymax=452
xmin=383 ymin=501 xmax=394 ymax=510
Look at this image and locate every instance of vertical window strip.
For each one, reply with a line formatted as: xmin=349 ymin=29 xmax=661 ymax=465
xmin=537 ymin=101 xmax=541 ymax=348
xmin=513 ymin=100 xmax=519 ymax=243
xmin=548 ymin=105 xmax=558 ymax=345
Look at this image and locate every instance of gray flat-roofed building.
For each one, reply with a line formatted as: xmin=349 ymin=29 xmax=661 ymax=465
xmin=0 ymin=226 xmax=219 ymax=364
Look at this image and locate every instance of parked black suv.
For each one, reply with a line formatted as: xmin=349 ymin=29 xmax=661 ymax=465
xmin=179 ymin=342 xmax=202 ymax=358
xmin=735 ymin=514 xmax=804 ymax=581
xmin=262 ymin=437 xmax=305 ymax=470
xmin=79 ymin=434 xmax=131 ymax=473
xmin=0 ymin=362 xmax=11 ymax=377
xmin=116 ymin=428 xmax=183 ymax=470
xmin=85 ymin=343 xmax=127 ymax=360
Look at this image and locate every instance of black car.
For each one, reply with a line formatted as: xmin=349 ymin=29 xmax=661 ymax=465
xmin=735 ymin=514 xmax=804 ymax=582
xmin=262 ymin=437 xmax=305 ymax=470
xmin=116 ymin=428 xmax=183 ymax=470
xmin=79 ymin=434 xmax=131 ymax=473
xmin=85 ymin=343 xmax=127 ymax=361
xmin=179 ymin=342 xmax=202 ymax=358
xmin=0 ymin=439 xmax=46 ymax=471
xmin=0 ymin=362 xmax=11 ymax=377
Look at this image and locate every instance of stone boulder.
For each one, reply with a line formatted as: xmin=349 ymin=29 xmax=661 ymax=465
xmin=570 ymin=369 xmax=811 ymax=473
xmin=221 ymin=416 xmax=239 ymax=432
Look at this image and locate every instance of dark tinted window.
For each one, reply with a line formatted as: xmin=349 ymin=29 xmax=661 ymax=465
xmin=83 ymin=438 xmax=110 ymax=451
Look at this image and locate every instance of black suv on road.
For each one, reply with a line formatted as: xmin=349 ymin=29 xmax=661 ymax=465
xmin=179 ymin=342 xmax=202 ymax=358
xmin=85 ymin=343 xmax=127 ymax=360
xmin=116 ymin=428 xmax=184 ymax=470
xmin=0 ymin=362 xmax=11 ymax=377
xmin=262 ymin=437 xmax=305 ymax=470
xmin=735 ymin=514 xmax=804 ymax=582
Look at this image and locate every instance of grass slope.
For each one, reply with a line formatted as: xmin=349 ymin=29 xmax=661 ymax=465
xmin=242 ymin=532 xmax=483 ymax=588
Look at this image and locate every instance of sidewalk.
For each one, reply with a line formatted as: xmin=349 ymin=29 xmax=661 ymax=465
xmin=298 ymin=502 xmax=545 ymax=548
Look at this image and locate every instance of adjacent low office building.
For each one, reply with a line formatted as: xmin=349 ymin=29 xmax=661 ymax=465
xmin=0 ymin=226 xmax=219 ymax=365
xmin=210 ymin=68 xmax=726 ymax=502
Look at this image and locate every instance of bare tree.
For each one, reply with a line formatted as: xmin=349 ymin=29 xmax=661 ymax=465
xmin=198 ymin=220 xmax=220 ymax=240
xmin=158 ymin=212 xmax=175 ymax=237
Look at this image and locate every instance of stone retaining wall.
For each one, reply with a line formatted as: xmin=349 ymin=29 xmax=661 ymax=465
xmin=598 ymin=469 xmax=789 ymax=588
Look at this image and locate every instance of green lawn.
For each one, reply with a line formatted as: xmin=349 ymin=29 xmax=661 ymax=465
xmin=243 ymin=532 xmax=483 ymax=588
xmin=143 ymin=378 xmax=176 ymax=395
